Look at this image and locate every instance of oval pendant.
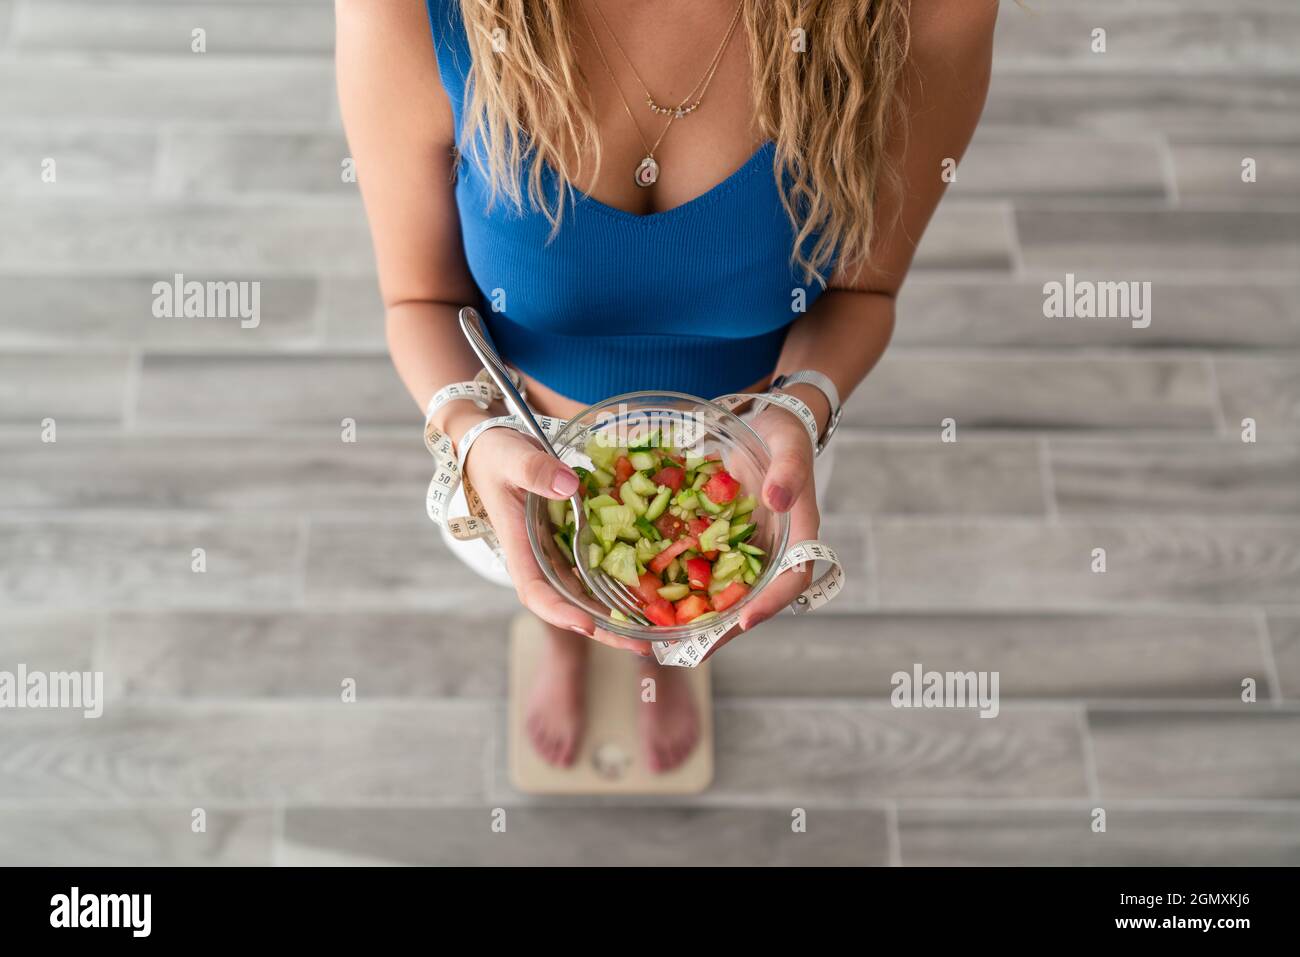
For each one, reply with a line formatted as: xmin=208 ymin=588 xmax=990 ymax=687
xmin=634 ymin=155 xmax=659 ymax=188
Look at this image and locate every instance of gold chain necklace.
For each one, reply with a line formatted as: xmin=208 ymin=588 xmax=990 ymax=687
xmin=578 ymin=1 xmax=744 ymax=188
xmin=593 ymin=0 xmax=744 ymax=120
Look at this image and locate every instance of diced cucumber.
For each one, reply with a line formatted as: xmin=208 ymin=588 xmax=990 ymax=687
xmin=697 ymin=517 xmax=731 ymax=553
xmin=707 ymin=574 xmax=733 ymax=594
xmin=746 ymin=553 xmax=763 ymax=576
xmin=588 ymin=543 xmax=603 ymax=570
xmin=738 ymin=542 xmax=765 ymax=556
xmin=697 ymin=490 xmax=724 ymax=515
xmin=727 ymin=522 xmax=756 ymax=545
xmin=599 ymin=542 xmax=640 ymax=587
xmin=588 ymin=493 xmax=619 ymax=512
xmin=713 ymin=550 xmax=747 ymax=581
xmin=684 ymin=454 xmax=705 ymax=471
xmin=628 ymin=470 xmax=658 ymax=496
xmin=627 ymin=429 xmax=659 ymax=450
xmin=585 ymin=437 xmax=619 ymax=471
xmin=691 ymin=471 xmax=708 ymax=491
xmin=615 ymin=525 xmax=641 ymax=543
xmin=658 ymin=456 xmax=681 ymax=472
xmin=635 ymin=516 xmax=661 ymax=541
xmin=589 ymin=466 xmax=614 ymax=489
xmin=657 ymin=583 xmax=690 ymax=601
xmin=732 ymin=494 xmax=757 ymax=518
xmin=597 ymin=504 xmax=635 ymax=529
xmin=594 ymin=522 xmax=619 ymax=549
xmin=629 ymin=451 xmax=657 ymax=472
xmin=610 ymin=608 xmax=629 ymax=623
xmin=689 ymin=611 xmax=720 ymax=624
xmin=552 ymin=531 xmax=575 ymax=564
xmin=547 ymin=497 xmax=568 ymax=528
xmin=634 ymin=537 xmax=657 ymax=565
xmin=665 ymin=557 xmax=682 ymax=582
xmin=673 ymin=490 xmax=698 ymax=510
xmin=696 ymin=460 xmax=723 ymax=475
xmin=645 ymin=486 xmax=671 ymax=521
xmin=619 ymin=484 xmax=648 ymax=516
xmin=742 ymin=568 xmax=757 ymax=585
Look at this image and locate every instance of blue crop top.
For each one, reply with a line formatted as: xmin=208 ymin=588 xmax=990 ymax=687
xmin=425 ymin=1 xmax=828 ymax=405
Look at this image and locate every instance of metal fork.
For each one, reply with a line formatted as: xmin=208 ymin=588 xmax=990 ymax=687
xmin=458 ymin=307 xmax=651 ymax=626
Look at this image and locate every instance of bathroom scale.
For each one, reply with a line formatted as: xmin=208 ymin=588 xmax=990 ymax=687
xmin=508 ymin=613 xmax=714 ymax=795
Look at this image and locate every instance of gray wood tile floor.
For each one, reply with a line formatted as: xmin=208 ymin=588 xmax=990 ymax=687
xmin=0 ymin=1 xmax=1297 ymax=865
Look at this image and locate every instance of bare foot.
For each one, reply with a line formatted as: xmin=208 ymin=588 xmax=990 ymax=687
xmin=524 ymin=621 xmax=588 ymax=767
xmin=638 ymin=661 xmax=700 ymax=773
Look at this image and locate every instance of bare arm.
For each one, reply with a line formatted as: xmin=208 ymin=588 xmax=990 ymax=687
xmin=736 ymin=0 xmax=998 ymax=634
xmin=336 ymin=0 xmax=644 ymax=651
xmin=335 ymin=0 xmax=490 ymax=446
xmin=772 ymin=0 xmax=999 ymax=434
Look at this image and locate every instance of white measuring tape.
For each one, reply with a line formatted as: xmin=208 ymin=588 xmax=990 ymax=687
xmin=423 ymin=380 xmax=846 ymax=668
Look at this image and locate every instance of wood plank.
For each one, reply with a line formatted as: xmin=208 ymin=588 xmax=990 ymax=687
xmin=1049 ymin=436 xmax=1300 ymax=515
xmin=712 ymin=612 xmax=1268 ymax=701
xmin=0 ymin=516 xmax=303 ymax=609
xmin=1016 ymin=209 xmax=1300 ymax=274
xmin=953 ymin=133 xmax=1167 ymax=202
xmin=135 ymin=354 xmax=410 ymax=428
xmin=0 ymin=276 xmax=317 ymax=347
xmin=0 ymin=200 xmax=372 ymax=275
xmin=157 ymin=130 xmax=355 ymax=197
xmin=1089 ymin=709 xmax=1300 ymax=798
xmin=1170 ymin=141 xmax=1300 ymax=208
xmin=1267 ymin=613 xmax=1300 ymax=700
xmin=899 ymin=806 xmax=1300 ymax=866
xmin=821 ymin=436 xmax=1044 ymax=516
xmin=0 ymin=612 xmax=96 ymax=672
xmin=0 ymin=128 xmax=156 ymax=196
xmin=100 ymin=609 xmax=511 ymax=699
xmin=0 ymin=353 xmax=130 ymax=425
xmin=0 ymin=58 xmax=334 ymax=124
xmin=280 ymin=806 xmax=890 ymax=866
xmin=0 ymin=703 xmax=490 ymax=802
xmin=303 ymin=517 xmax=516 ymax=611
xmin=1214 ymin=356 xmax=1300 ymax=435
xmin=871 ymin=519 xmax=1300 ymax=609
xmin=12 ymin=1 xmax=333 ymax=54
xmin=0 ymin=433 xmax=430 ymax=513
xmin=842 ymin=354 xmax=1219 ymax=431
xmin=983 ymin=73 xmax=1300 ymax=138
xmin=709 ymin=704 xmax=1087 ymax=800
xmin=0 ymin=808 xmax=273 ymax=866
xmin=893 ymin=280 xmax=1300 ymax=349
xmin=992 ymin=1 xmax=1300 ymax=73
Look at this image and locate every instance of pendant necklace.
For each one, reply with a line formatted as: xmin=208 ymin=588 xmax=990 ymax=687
xmin=579 ymin=1 xmax=744 ymax=188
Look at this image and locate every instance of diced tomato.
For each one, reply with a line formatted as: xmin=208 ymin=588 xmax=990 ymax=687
xmin=674 ymin=594 xmax=712 ymax=624
xmin=703 ymin=469 xmax=740 ymax=504
xmin=643 ymin=599 xmax=676 ymax=627
xmin=650 ymin=466 xmax=685 ymax=492
xmin=648 ymin=536 xmax=697 ymax=574
xmin=686 ymin=517 xmax=716 ymax=558
xmin=667 ymin=452 xmax=686 ymax=465
xmin=705 ymin=453 xmax=722 ymax=462
xmin=633 ymin=572 xmax=663 ymax=606
xmin=686 ymin=556 xmax=712 ymax=590
xmin=653 ymin=513 xmax=685 ymax=541
xmin=711 ymin=581 xmax=750 ymax=612
xmin=614 ymin=456 xmax=635 ymax=484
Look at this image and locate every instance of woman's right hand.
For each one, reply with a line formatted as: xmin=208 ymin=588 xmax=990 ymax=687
xmin=462 ymin=427 xmax=652 ymax=656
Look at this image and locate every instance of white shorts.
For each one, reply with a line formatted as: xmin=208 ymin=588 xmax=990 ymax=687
xmin=439 ymin=431 xmax=837 ymax=589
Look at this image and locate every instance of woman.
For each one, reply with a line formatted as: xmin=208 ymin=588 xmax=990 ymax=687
xmin=336 ymin=0 xmax=996 ymax=771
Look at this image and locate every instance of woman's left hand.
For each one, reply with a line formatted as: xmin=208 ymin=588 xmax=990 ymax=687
xmin=702 ymin=403 xmax=819 ymax=657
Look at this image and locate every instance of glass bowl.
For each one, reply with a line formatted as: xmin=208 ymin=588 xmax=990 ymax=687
xmin=526 ymin=391 xmax=791 ymax=643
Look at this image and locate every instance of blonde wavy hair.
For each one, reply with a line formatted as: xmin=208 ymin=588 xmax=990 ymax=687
xmin=458 ymin=0 xmax=912 ymax=285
